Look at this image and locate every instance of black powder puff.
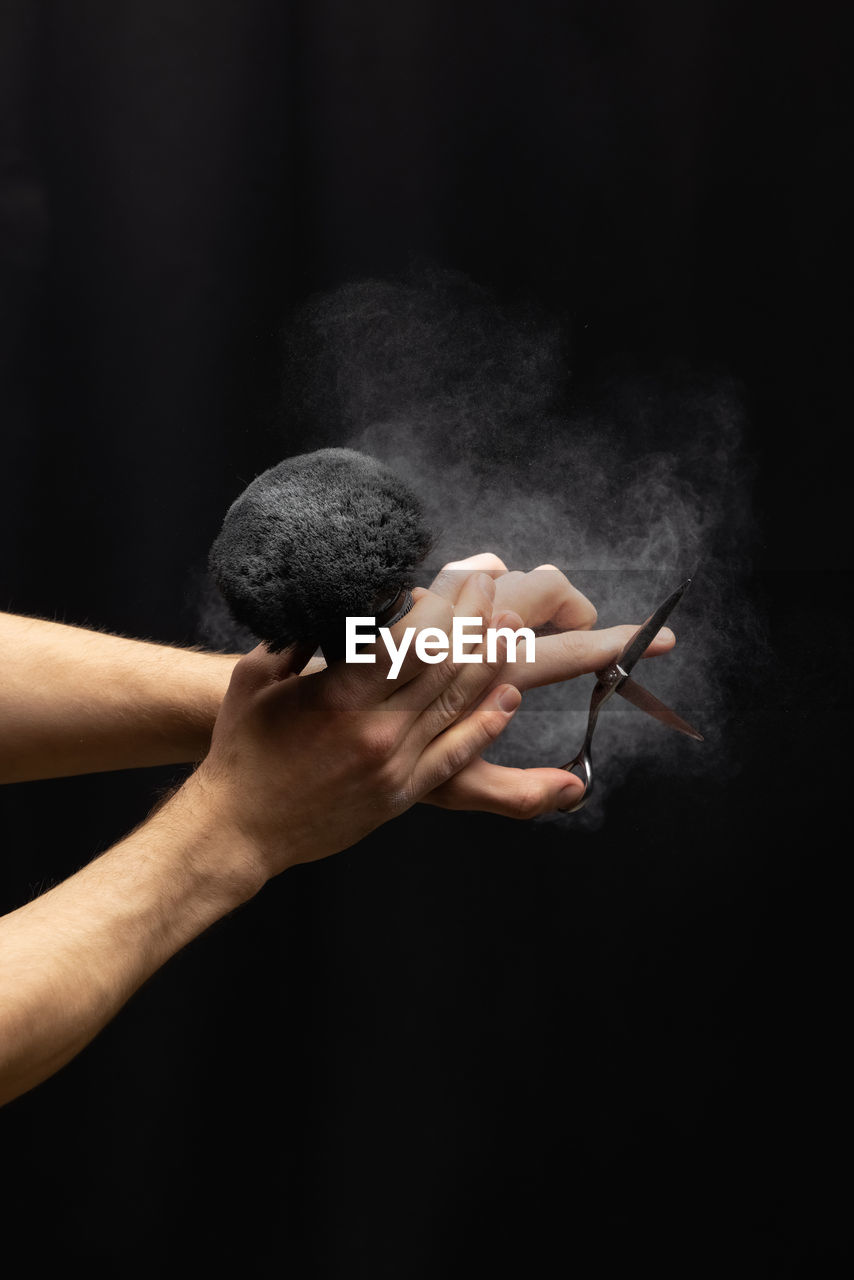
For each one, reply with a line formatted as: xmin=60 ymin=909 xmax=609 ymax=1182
xmin=209 ymin=448 xmax=432 ymax=651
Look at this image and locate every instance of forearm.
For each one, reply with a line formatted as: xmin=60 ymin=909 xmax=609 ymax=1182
xmin=0 ymin=775 xmax=264 ymax=1106
xmin=0 ymin=611 xmax=240 ymax=782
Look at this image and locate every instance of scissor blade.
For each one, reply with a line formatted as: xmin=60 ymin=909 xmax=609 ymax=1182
xmin=617 ymin=676 xmax=704 ymax=740
xmin=616 ymin=577 xmax=693 ymax=676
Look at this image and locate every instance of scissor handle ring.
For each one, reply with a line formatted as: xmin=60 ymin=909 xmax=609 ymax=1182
xmin=560 ymin=749 xmax=592 ymax=813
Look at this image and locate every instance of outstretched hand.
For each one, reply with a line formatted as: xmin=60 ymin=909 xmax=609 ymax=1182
xmin=279 ymin=552 xmax=677 ymax=824
xmin=415 ymin=553 xmax=676 ymax=818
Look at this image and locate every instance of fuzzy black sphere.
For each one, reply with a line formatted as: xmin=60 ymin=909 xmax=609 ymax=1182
xmin=209 ymin=448 xmax=432 ymax=651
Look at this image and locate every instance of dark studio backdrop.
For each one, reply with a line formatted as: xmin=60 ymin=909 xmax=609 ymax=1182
xmin=0 ymin=2 xmax=848 ymax=1275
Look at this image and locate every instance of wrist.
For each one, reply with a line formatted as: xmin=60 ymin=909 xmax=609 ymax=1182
xmin=143 ymin=650 xmax=240 ymax=765
xmin=149 ymin=770 xmax=271 ymax=913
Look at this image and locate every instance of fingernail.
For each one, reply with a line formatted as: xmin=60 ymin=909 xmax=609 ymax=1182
xmin=657 ymin=626 xmax=675 ymax=643
xmin=556 ymin=780 xmax=584 ymax=812
xmin=497 ymin=686 xmax=521 ymax=713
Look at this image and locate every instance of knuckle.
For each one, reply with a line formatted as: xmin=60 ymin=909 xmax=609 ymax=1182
xmin=229 ymin=649 xmax=266 ymax=691
xmin=532 ymin=566 xmax=598 ymax=623
xmin=312 ymin=671 xmax=356 ymax=713
xmin=435 ymin=679 xmax=468 ymax=722
xmin=529 ymin=565 xmax=564 ymax=603
xmin=419 ymin=590 xmax=455 ymax=631
xmin=438 ymin=737 xmax=474 ymax=779
xmin=529 ymin=565 xmax=560 ymax=584
xmin=386 ymin=777 xmax=416 ymax=812
xmin=465 ymin=706 xmax=505 ymax=749
xmin=443 ymin=552 xmax=507 ymax=573
xmin=358 ymin=718 xmax=398 ymax=762
xmin=437 ymin=656 xmax=459 ymax=686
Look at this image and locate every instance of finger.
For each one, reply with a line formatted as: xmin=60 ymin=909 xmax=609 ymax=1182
xmin=383 ymin=574 xmax=491 ymax=681
xmin=493 ymin=565 xmax=597 ymax=632
xmin=387 ymin=572 xmax=499 ymax=722
xmin=428 ymin=553 xmax=508 ymax=603
xmin=506 ymin=623 xmax=676 ymax=692
xmin=271 ymin=640 xmax=320 ymax=680
xmin=424 ymin=757 xmax=586 ymax=817
xmin=410 ymin=683 xmax=522 ymax=796
xmin=436 ymin=608 xmax=524 ymax=724
xmin=324 ymin=585 xmax=457 ymax=707
xmin=451 ymin=568 xmax=498 ymax=654
xmin=299 ymin=652 xmax=327 ymax=677
xmin=405 ymin=630 xmax=510 ymax=752
xmin=229 ymin=640 xmax=316 ymax=695
xmin=442 ymin=552 xmax=508 ymax=576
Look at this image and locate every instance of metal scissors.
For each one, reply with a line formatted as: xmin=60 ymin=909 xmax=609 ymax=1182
xmin=561 ymin=577 xmax=703 ymax=812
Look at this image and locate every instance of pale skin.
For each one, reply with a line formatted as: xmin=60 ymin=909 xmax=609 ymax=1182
xmin=0 ymin=554 xmax=675 ymax=1105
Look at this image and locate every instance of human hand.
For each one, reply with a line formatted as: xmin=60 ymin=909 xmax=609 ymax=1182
xmin=420 ymin=553 xmax=676 ymax=817
xmin=191 ymin=570 xmax=524 ymax=880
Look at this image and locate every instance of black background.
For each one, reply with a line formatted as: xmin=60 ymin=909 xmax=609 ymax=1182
xmin=0 ymin=2 xmax=849 ymax=1275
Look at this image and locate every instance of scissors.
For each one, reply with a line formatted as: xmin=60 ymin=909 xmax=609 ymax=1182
xmin=561 ymin=577 xmax=703 ymax=812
